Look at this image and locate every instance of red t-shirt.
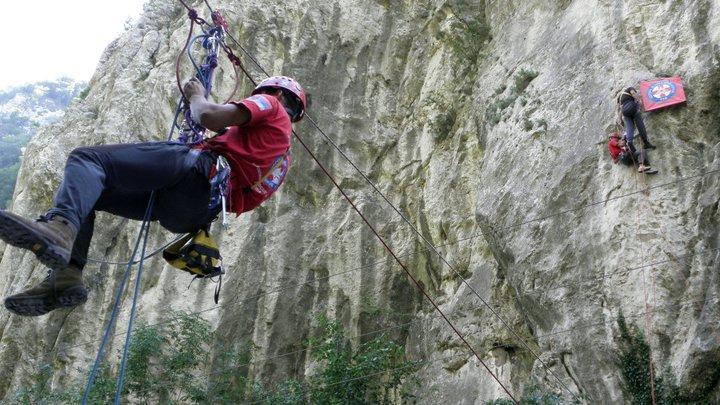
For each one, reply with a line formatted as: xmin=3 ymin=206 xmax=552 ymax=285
xmin=199 ymin=94 xmax=292 ymax=214
xmin=608 ymin=138 xmax=623 ymax=163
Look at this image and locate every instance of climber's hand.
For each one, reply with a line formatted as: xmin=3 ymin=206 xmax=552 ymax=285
xmin=184 ymin=78 xmax=206 ymax=100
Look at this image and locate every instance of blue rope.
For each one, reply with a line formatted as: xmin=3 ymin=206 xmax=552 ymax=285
xmin=81 ymin=199 xmax=155 ymax=404
xmin=169 ymin=98 xmax=184 ymax=140
xmin=178 ymin=28 xmax=222 ymax=144
xmin=187 ymin=35 xmax=209 ymax=81
xmin=114 ymin=195 xmax=155 ymax=403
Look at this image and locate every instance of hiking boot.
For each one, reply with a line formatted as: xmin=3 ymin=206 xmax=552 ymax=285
xmin=0 ymin=211 xmax=77 ymax=270
xmin=644 ymin=142 xmax=657 ymax=150
xmin=638 ymin=165 xmax=658 ymax=174
xmin=4 ymin=266 xmax=87 ymax=316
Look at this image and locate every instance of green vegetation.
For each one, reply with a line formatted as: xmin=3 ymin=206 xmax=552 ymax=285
xmin=486 ymin=384 xmax=565 ymax=404
xmin=125 ymin=314 xmax=213 ymax=402
xmin=0 ymin=79 xmax=83 ymax=208
xmin=485 ymin=313 xmax=716 ymax=405
xmin=616 ymin=313 xmax=679 ymax=404
xmin=485 ymin=69 xmax=539 ymax=126
xmin=0 ymin=163 xmax=20 ymax=207
xmin=301 ymin=315 xmax=419 ymax=403
xmin=425 ymin=93 xmax=458 ymax=142
xmin=513 ymin=69 xmax=539 ymax=94
xmin=4 ymin=363 xmax=75 ymax=404
xmin=3 ymin=313 xmax=418 ymax=404
xmin=445 ymin=8 xmax=491 ymax=62
xmin=0 ymin=113 xmax=32 ymax=207
xmin=77 ymin=86 xmax=91 ymax=101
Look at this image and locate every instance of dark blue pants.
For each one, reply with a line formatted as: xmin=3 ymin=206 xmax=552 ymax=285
xmin=47 ymin=142 xmax=218 ymax=270
xmin=621 ymin=100 xmax=650 ymax=153
xmin=619 ymin=149 xmax=649 ymax=166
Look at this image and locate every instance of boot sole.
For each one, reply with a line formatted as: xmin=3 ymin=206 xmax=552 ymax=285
xmin=56 ymin=285 xmax=88 ymax=308
xmin=4 ymin=294 xmax=56 ymax=316
xmin=0 ymin=212 xmax=70 ymax=269
xmin=4 ymin=286 xmax=88 ymax=316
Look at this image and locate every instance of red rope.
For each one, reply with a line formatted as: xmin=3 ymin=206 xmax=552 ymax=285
xmin=220 ymin=43 xmax=256 ymax=87
xmin=291 ymin=129 xmax=518 ymax=403
xmin=175 ymin=17 xmax=195 ymax=102
xmin=211 ymin=10 xmax=228 ymax=30
xmin=223 ymin=61 xmax=240 ymax=104
xmin=625 ymin=135 xmax=657 ymax=405
xmin=175 ymin=1 xmax=212 ymax=101
xmin=176 ymin=0 xmax=206 ymax=24
xmin=637 ymin=155 xmax=658 ymax=405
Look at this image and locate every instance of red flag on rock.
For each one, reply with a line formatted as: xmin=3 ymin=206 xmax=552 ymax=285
xmin=639 ymin=76 xmax=686 ymax=111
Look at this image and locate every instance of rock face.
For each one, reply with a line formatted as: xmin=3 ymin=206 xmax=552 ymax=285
xmin=0 ymin=0 xmax=718 ymax=402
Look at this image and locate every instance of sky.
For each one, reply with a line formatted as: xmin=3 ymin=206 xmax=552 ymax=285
xmin=0 ymin=0 xmax=146 ymax=90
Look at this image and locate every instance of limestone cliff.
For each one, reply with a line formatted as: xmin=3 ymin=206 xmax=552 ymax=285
xmin=0 ymin=0 xmax=718 ymax=402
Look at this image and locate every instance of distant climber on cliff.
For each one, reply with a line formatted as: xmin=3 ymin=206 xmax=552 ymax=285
xmin=616 ymin=86 xmax=657 ymax=153
xmin=0 ymin=75 xmax=306 ymax=316
xmin=608 ymin=132 xmax=658 ymax=174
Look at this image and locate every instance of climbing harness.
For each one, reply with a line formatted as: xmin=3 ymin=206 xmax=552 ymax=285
xmin=209 ymin=155 xmax=232 ymax=222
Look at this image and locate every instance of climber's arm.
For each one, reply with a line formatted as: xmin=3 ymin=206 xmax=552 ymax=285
xmin=185 ymin=78 xmax=250 ymax=131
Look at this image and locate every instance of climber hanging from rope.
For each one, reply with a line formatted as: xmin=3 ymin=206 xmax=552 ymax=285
xmin=616 ymin=86 xmax=657 ymax=153
xmin=0 ymin=75 xmax=306 ymax=316
xmin=608 ymin=132 xmax=658 ymax=174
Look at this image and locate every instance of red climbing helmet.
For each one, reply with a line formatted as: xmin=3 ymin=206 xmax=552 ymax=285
xmin=252 ymin=75 xmax=307 ymax=122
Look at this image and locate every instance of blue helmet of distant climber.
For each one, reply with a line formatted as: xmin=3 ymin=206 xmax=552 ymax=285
xmin=252 ymin=76 xmax=307 ymax=122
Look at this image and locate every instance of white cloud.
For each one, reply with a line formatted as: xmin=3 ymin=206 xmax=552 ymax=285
xmin=0 ymin=0 xmax=146 ymax=90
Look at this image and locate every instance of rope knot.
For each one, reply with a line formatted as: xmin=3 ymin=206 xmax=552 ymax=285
xmin=211 ymin=11 xmax=228 ymax=29
xmin=207 ymin=54 xmax=218 ymax=69
xmin=226 ymin=51 xmax=243 ymax=67
xmin=187 ymin=9 xmax=198 ymax=20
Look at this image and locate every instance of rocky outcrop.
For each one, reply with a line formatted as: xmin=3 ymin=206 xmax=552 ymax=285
xmin=0 ymin=0 xmax=718 ymax=402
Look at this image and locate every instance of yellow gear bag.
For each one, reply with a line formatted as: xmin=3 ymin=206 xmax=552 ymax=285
xmin=162 ymin=229 xmax=224 ymax=279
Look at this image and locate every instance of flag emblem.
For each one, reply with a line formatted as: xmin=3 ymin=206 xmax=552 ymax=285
xmin=648 ymin=81 xmax=676 ymax=103
xmin=248 ymin=95 xmax=271 ymax=111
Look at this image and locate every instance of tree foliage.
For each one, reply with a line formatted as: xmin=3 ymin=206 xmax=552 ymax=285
xmin=616 ymin=313 xmax=679 ymax=404
xmin=0 ymin=78 xmax=84 ymax=208
xmin=486 ymin=384 xmax=566 ymax=405
xmin=2 ymin=312 xmax=417 ymax=404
